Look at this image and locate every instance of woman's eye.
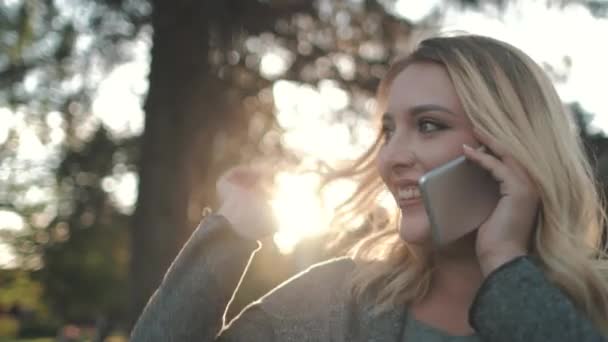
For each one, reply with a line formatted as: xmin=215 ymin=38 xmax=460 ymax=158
xmin=418 ymin=120 xmax=444 ymax=133
xmin=381 ymin=125 xmax=394 ymax=143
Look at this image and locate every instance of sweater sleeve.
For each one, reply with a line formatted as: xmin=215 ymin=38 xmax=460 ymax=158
xmin=130 ymin=213 xmax=263 ymax=342
xmin=217 ymin=256 xmax=356 ymax=341
xmin=469 ymin=255 xmax=607 ymax=342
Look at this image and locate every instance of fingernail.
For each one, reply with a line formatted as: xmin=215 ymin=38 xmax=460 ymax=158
xmin=463 ymin=144 xmax=473 ymax=152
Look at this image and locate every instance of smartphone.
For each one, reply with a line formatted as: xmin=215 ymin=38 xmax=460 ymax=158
xmin=418 ymin=153 xmax=501 ymax=247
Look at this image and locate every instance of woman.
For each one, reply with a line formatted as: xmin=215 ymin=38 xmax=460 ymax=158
xmin=130 ymin=35 xmax=608 ymax=341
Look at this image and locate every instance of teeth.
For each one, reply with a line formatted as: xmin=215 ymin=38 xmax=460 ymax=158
xmin=398 ymin=186 xmax=420 ymax=200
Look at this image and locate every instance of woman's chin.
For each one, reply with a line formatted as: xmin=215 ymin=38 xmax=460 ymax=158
xmin=398 ymin=213 xmax=432 ymax=245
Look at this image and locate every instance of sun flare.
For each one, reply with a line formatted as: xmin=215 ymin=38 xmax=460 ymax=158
xmin=269 ymin=171 xmax=360 ymax=253
xmin=269 ymin=170 xmax=398 ymax=254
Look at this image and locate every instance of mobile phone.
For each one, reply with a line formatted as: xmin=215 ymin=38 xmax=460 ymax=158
xmin=418 ymin=152 xmax=501 ymax=247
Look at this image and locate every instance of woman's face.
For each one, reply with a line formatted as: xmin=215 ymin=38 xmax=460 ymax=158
xmin=376 ymin=62 xmax=480 ymax=245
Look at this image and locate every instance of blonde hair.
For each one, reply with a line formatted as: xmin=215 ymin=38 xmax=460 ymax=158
xmin=318 ymin=34 xmax=608 ymax=332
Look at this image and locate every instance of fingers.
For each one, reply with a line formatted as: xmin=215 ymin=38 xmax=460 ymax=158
xmin=464 ymin=132 xmax=539 ymax=201
xmin=472 ymin=129 xmax=537 ymax=189
xmin=473 ymin=128 xmax=509 ymax=159
xmin=463 ymin=144 xmax=509 ymax=183
xmin=216 ymin=164 xmax=273 ymax=201
xmin=226 ymin=167 xmax=261 ymax=188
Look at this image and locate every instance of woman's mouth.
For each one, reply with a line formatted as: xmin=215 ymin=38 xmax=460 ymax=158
xmin=397 ymin=186 xmax=422 ymax=208
xmin=398 ymin=185 xmax=420 ymax=199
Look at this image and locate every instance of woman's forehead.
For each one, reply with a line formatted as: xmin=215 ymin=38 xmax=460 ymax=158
xmin=384 ymin=62 xmax=464 ymax=116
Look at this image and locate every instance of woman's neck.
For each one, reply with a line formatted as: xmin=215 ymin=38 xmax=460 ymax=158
xmin=409 ymin=233 xmax=483 ymax=336
xmin=429 ymin=232 xmax=483 ymax=302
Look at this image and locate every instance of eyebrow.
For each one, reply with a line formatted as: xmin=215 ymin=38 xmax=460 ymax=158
xmin=382 ymin=104 xmax=457 ymax=121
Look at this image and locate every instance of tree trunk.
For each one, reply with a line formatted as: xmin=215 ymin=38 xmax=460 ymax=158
xmin=129 ymin=0 xmax=218 ymax=325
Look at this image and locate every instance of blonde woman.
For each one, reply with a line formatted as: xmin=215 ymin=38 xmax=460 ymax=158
xmin=131 ymin=35 xmax=608 ymax=341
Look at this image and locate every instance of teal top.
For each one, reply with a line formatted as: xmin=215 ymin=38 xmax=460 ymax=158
xmin=403 ymin=312 xmax=481 ymax=342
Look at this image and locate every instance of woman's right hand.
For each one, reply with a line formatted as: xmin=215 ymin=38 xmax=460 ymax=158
xmin=215 ymin=164 xmax=278 ymax=240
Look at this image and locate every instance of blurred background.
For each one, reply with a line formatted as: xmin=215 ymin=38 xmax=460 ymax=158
xmin=1 ymin=0 xmax=607 ymax=340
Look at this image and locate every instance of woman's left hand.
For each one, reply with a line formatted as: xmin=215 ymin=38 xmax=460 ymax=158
xmin=463 ymin=128 xmax=540 ymax=277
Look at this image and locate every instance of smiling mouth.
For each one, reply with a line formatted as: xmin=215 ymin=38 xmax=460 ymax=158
xmin=398 ymin=185 xmax=420 ymax=199
xmin=395 ymin=184 xmax=422 ymax=207
xmin=398 ymin=197 xmax=422 ymax=209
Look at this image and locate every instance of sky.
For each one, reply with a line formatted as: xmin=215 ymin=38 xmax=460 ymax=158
xmin=1 ymin=0 xmax=608 ymax=263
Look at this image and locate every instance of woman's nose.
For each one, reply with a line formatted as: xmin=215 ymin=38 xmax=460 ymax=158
xmin=385 ymin=144 xmax=416 ymax=176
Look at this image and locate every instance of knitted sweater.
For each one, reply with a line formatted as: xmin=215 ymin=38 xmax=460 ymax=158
xmin=130 ymin=214 xmax=606 ymax=341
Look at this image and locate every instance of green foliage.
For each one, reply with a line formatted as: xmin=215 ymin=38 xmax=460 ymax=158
xmin=0 ymin=316 xmax=19 ymax=338
xmin=39 ymin=128 xmax=131 ymax=322
xmin=0 ymin=269 xmax=60 ymax=338
xmin=0 ymin=270 xmax=44 ymax=311
xmin=0 ymin=0 xmax=143 ymax=326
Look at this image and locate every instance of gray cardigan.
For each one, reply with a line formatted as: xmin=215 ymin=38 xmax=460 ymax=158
xmin=130 ymin=214 xmax=606 ymax=341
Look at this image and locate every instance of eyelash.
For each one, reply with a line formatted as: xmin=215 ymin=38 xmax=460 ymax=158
xmin=380 ymin=125 xmax=393 ymax=143
xmin=381 ymin=119 xmax=446 ymax=143
xmin=419 ymin=120 xmax=445 ymax=133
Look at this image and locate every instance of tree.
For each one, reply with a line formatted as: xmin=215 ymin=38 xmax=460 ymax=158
xmin=0 ymin=0 xmax=149 ymax=333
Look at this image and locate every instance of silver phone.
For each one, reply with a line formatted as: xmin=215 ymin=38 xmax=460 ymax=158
xmin=418 ymin=153 xmax=500 ymax=247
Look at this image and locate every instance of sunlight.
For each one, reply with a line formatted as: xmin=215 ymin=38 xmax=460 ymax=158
xmin=272 ymin=80 xmax=374 ymax=167
xmin=269 ymin=171 xmax=399 ymax=254
xmin=0 ymin=210 xmax=24 ymax=268
xmin=0 ymin=244 xmax=16 ymax=268
xmin=270 ymin=171 xmax=327 ymax=254
xmin=92 ymin=38 xmax=149 ymax=139
xmin=260 ymin=48 xmax=292 ymax=79
xmin=0 ymin=107 xmax=14 ymax=144
xmin=0 ymin=210 xmax=25 ymax=231
xmin=438 ymin=0 xmax=608 ymax=132
xmin=269 ymin=170 xmax=367 ymax=253
xmin=395 ymin=0 xmax=442 ymax=22
xmin=101 ymin=171 xmax=139 ymax=215
xmin=15 ymin=111 xmax=47 ymax=163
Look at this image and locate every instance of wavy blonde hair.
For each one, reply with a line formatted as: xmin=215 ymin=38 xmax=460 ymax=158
xmin=318 ymin=34 xmax=608 ymax=333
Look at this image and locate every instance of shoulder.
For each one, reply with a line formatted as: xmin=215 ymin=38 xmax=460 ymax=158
xmin=255 ymin=256 xmax=357 ymax=320
xmin=221 ymin=258 xmax=358 ymax=340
